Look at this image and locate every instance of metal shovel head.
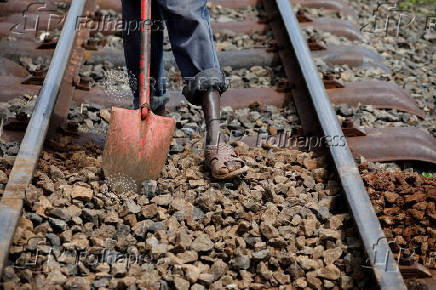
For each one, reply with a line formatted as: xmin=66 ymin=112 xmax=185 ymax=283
xmin=103 ymin=107 xmax=175 ymax=191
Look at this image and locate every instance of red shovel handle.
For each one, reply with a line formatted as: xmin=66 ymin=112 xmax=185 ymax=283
xmin=139 ymin=0 xmax=152 ymax=119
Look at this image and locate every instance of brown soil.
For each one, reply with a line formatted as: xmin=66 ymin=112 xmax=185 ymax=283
xmin=361 ymin=166 xmax=436 ymax=270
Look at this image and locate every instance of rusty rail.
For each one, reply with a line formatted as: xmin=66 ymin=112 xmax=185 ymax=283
xmin=0 ymin=0 xmax=87 ymax=274
xmin=269 ymin=0 xmax=407 ymax=289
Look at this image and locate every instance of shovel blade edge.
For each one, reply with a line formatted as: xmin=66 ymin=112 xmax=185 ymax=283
xmin=102 ymin=107 xmax=175 ymax=191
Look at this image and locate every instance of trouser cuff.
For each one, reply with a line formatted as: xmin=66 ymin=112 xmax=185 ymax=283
xmin=150 ymin=93 xmax=170 ymax=112
xmin=182 ymin=68 xmax=228 ymax=106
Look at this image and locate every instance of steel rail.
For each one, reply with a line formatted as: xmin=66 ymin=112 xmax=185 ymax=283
xmin=0 ymin=0 xmax=87 ymax=274
xmin=273 ymin=0 xmax=406 ymax=289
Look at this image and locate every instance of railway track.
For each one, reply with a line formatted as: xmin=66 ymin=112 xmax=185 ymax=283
xmin=0 ymin=0 xmax=434 ymax=289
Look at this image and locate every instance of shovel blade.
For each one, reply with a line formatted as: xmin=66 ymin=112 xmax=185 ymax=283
xmin=103 ymin=107 xmax=175 ymax=191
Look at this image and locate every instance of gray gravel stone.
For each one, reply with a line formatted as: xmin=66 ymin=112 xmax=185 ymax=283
xmin=235 ymin=255 xmax=251 ymax=270
xmin=191 ymin=234 xmax=214 ymax=252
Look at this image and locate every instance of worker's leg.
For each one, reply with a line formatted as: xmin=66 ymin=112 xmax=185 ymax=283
xmin=157 ymin=0 xmax=227 ymax=141
xmin=123 ymin=0 xmax=223 ymax=114
xmin=121 ymin=0 xmax=168 ymax=112
xmin=121 ymin=0 xmax=140 ymax=107
xmin=158 ymin=0 xmax=248 ymax=178
xmin=157 ymin=0 xmax=220 ymax=79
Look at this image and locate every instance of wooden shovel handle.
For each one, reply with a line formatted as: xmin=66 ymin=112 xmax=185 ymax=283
xmin=139 ymin=0 xmax=152 ymax=119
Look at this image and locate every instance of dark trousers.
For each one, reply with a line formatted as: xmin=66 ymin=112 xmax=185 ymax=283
xmin=121 ymin=0 xmax=221 ymax=110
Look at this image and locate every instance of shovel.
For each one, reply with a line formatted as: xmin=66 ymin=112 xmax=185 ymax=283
xmin=102 ymin=0 xmax=175 ymax=191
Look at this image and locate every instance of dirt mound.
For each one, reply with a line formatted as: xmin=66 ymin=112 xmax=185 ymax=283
xmin=361 ymin=167 xmax=436 ymax=269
